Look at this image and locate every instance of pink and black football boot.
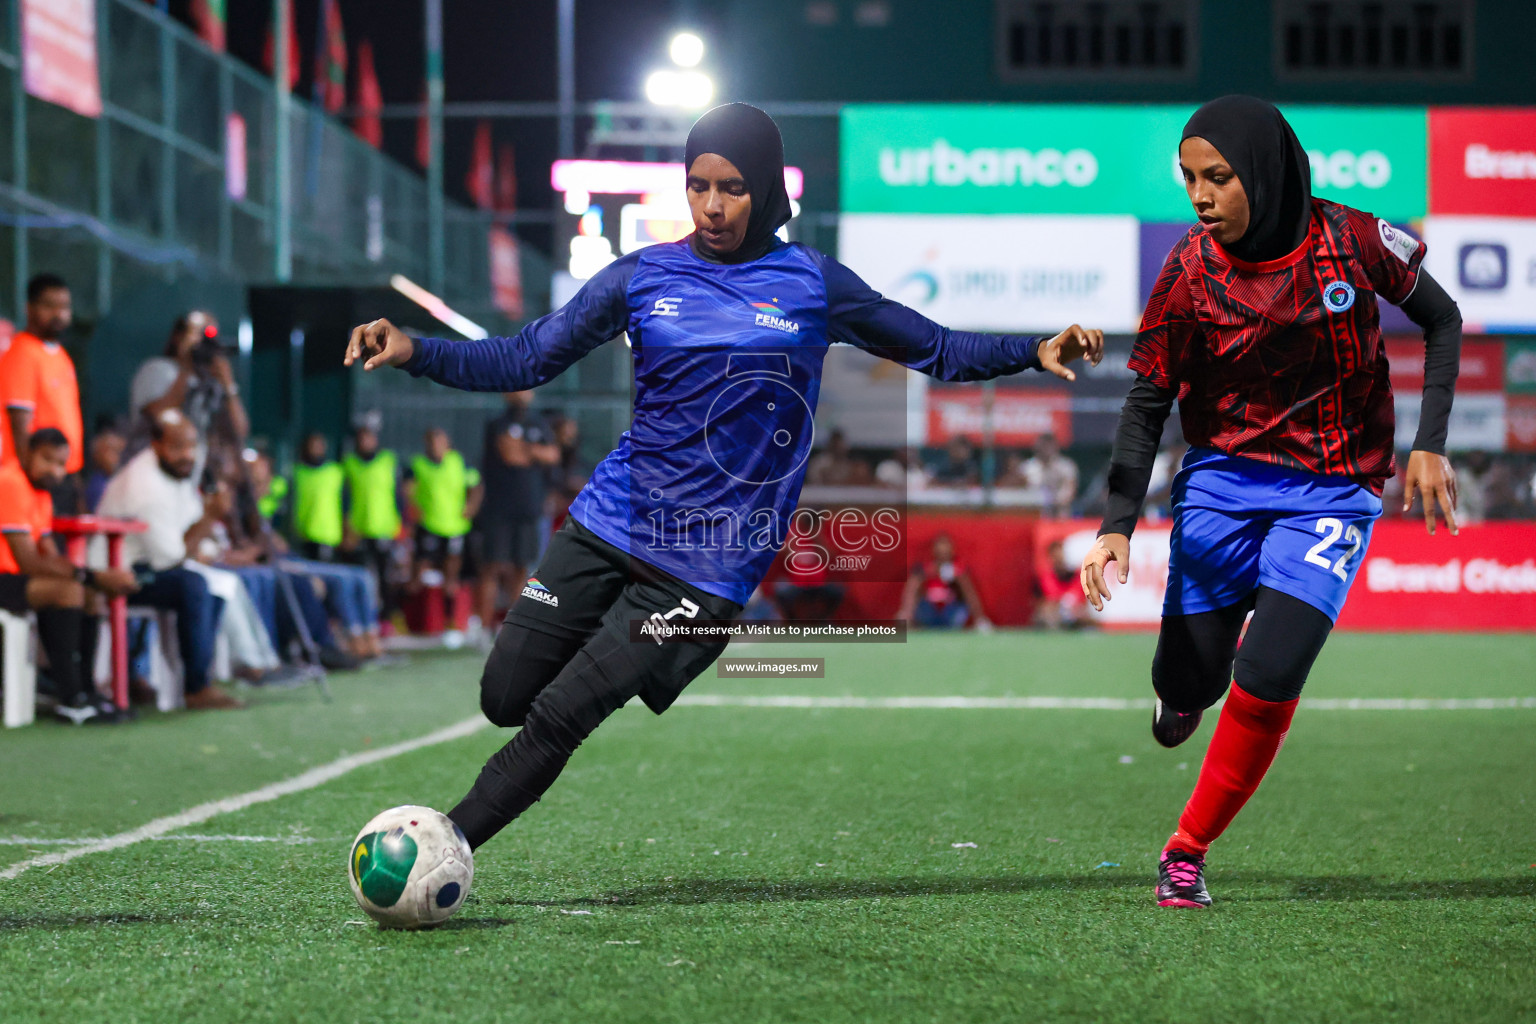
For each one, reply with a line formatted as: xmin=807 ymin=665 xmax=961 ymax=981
xmin=1156 ymin=848 xmax=1212 ymax=908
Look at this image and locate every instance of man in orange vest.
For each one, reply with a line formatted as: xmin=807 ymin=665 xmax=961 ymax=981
xmin=0 ymin=274 xmax=84 ymax=511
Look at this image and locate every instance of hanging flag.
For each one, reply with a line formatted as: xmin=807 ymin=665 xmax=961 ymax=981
xmin=191 ymin=0 xmax=226 ymax=52
xmin=354 ymin=39 xmax=383 ymax=148
xmin=465 ymin=120 xmax=494 ymax=210
xmin=495 ymin=142 xmax=518 ymax=213
xmin=416 ymin=84 xmax=431 ymax=168
xmin=262 ymin=0 xmax=300 ymax=89
xmin=489 ymin=227 xmax=525 ymax=320
xmin=314 ymin=0 xmax=347 ymax=114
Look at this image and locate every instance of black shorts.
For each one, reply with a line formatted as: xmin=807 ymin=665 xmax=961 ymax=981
xmin=477 ymin=515 xmax=545 ymax=568
xmin=501 ymin=516 xmax=742 ymax=713
xmin=414 ymin=525 xmax=466 ymax=564
xmin=0 ymin=573 xmax=30 ymax=615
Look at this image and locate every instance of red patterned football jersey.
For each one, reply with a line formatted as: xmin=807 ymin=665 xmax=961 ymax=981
xmin=1131 ymin=198 xmax=1425 ymax=493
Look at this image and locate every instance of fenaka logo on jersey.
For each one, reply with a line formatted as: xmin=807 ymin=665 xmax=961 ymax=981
xmin=520 ymin=577 xmax=558 ymax=607
xmin=1377 ymin=220 xmax=1421 ymax=266
xmin=751 ymin=301 xmax=800 ymax=334
xmin=1322 ymin=280 xmax=1356 ymax=313
xmin=650 ymin=297 xmax=681 ymax=317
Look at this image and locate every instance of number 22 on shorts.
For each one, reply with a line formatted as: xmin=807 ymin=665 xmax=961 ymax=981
xmin=1304 ymin=517 xmax=1364 ymax=581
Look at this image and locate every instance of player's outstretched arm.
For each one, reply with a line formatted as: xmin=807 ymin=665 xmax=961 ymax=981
xmin=1396 ymin=271 xmax=1463 ymax=537
xmin=345 ymin=318 xmax=415 ymax=371
xmin=818 ymin=253 xmax=1102 ymax=382
xmin=343 ymin=252 xmax=639 ymax=393
xmin=1037 ymin=325 xmax=1106 ymax=382
xmin=1080 ymin=533 xmax=1129 ymax=612
xmin=1403 ymin=450 xmax=1459 ymax=536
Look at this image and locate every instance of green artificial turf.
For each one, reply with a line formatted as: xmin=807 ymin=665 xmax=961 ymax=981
xmin=1 ymin=633 xmax=1533 ymax=1023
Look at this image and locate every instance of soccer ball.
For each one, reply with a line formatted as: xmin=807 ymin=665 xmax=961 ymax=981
xmin=347 ymin=805 xmax=473 ymax=929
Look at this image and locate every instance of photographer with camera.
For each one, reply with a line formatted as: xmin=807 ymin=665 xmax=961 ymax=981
xmin=128 ymin=310 xmax=249 ymax=472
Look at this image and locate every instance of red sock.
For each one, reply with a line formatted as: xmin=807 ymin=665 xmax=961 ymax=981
xmin=1164 ymin=684 xmax=1298 ymax=856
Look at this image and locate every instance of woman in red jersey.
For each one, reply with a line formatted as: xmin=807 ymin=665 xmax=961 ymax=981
xmin=1080 ymin=96 xmax=1462 ymax=908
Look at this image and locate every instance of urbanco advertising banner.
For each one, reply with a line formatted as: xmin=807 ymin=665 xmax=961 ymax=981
xmin=1423 ymin=216 xmax=1536 ymax=331
xmin=1429 ymin=108 xmax=1536 ymax=218
xmin=840 ymin=104 xmax=1427 ymax=221
xmin=838 ymin=213 xmax=1142 ymax=333
xmin=1037 ymin=520 xmax=1536 ymax=630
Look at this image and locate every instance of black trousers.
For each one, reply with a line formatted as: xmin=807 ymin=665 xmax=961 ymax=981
xmin=450 ymin=517 xmax=742 ymax=849
xmin=1152 ymin=585 xmax=1335 ymax=711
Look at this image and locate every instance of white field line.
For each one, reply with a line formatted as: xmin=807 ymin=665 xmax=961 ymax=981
xmin=0 ymin=715 xmax=487 ymax=881
xmin=673 ymin=694 xmax=1536 ymax=711
xmin=6 ymin=694 xmax=1533 ymax=878
xmin=0 ymin=835 xmax=335 ymax=847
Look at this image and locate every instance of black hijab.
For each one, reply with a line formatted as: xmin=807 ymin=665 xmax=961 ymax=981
xmin=684 ymin=103 xmax=793 ymax=264
xmin=1182 ymin=95 xmax=1312 ymax=264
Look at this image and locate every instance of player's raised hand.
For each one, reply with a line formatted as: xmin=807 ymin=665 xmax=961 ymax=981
xmin=1038 ymin=325 xmax=1105 ymax=382
xmin=344 ymin=318 xmax=415 ymax=372
xmin=1403 ymin=449 xmax=1459 ymax=536
xmin=1080 ymin=532 xmax=1130 ymax=612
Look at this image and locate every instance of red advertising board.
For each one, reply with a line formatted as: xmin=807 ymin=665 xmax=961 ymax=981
xmin=1339 ymin=521 xmax=1536 ymax=630
xmin=1429 ymin=108 xmax=1536 ymax=217
xmin=21 ymin=0 xmax=101 ymax=119
xmin=926 ymin=388 xmax=1072 ymax=447
xmin=1384 ymin=336 xmax=1504 ymax=393
xmin=1506 ymin=394 xmax=1536 ymax=453
xmin=823 ymin=513 xmax=1536 ymax=631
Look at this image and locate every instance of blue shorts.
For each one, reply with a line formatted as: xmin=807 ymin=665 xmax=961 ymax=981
xmin=1164 ymin=449 xmax=1383 ymax=623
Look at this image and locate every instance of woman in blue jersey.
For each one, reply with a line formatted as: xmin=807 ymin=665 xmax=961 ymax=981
xmin=345 ymin=103 xmax=1104 ymax=851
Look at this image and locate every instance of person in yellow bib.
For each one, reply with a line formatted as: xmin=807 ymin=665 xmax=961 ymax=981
xmin=406 ymin=427 xmax=482 ymax=611
xmin=293 ymin=432 xmax=345 ymax=561
xmin=342 ymin=418 xmax=402 ymax=621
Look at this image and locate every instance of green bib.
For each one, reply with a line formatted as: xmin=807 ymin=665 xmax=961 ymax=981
xmin=411 ymin=451 xmax=480 ymax=538
xmin=343 ymin=450 xmax=402 ymax=540
xmin=293 ymin=461 xmax=345 ymax=546
xmin=258 ymin=475 xmax=289 ymax=522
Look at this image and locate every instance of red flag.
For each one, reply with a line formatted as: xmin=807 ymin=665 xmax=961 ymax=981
xmin=354 ymin=40 xmax=383 ymax=148
xmin=495 ymin=142 xmax=518 ymax=213
xmin=465 ymin=120 xmax=494 ymax=210
xmin=315 ymin=0 xmax=348 ymax=114
xmin=262 ymin=0 xmax=300 ymax=89
xmin=191 ymin=0 xmax=226 ymax=52
xmin=416 ymin=85 xmax=430 ymax=168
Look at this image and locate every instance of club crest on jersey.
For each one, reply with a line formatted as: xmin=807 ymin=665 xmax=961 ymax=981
xmin=521 ymin=577 xmax=559 ymax=607
xmin=751 ymin=301 xmax=800 ymax=334
xmin=1322 ymin=280 xmax=1356 ymax=314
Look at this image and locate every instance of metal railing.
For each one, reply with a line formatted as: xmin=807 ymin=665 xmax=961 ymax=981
xmin=0 ymin=0 xmax=543 ymax=331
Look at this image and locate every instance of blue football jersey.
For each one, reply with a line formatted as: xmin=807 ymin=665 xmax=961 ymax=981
xmin=404 ymin=238 xmax=1045 ymax=603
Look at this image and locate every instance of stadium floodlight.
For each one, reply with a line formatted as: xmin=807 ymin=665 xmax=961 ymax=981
xmin=669 ymin=32 xmax=705 ymax=68
xmin=389 ymin=274 xmax=488 ymax=339
xmin=645 ymin=69 xmax=714 ymax=108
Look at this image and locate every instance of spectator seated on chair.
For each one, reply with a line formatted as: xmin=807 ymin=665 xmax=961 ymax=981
xmin=1034 ymin=539 xmax=1089 ymax=630
xmin=0 ymin=428 xmax=137 ymax=724
xmin=95 ymin=410 xmax=244 ymax=710
xmin=898 ymin=533 xmax=992 ymax=632
xmin=246 ymin=452 xmax=382 ymax=660
xmin=202 ymin=473 xmax=357 ymax=671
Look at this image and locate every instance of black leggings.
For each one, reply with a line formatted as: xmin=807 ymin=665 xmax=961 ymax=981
xmin=449 ymin=518 xmax=740 ymax=850
xmin=1152 ymin=586 xmax=1334 ymax=712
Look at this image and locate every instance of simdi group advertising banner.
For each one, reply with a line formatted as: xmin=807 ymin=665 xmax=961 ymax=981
xmin=838 ymin=213 xmax=1141 ymax=333
xmin=840 ymin=104 xmax=1428 ymax=222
